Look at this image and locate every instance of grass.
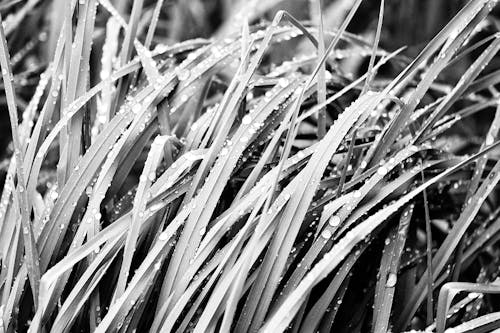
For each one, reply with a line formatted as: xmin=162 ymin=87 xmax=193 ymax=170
xmin=2 ymin=0 xmax=500 ymax=332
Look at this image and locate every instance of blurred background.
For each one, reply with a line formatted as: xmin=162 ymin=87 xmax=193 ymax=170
xmin=1 ymin=0 xmax=499 ymax=185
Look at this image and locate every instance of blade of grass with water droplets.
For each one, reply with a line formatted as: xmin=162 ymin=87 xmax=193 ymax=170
xmin=236 ymin=7 xmax=367 ymax=330
xmin=436 ymin=281 xmax=500 ymax=333
xmin=135 ymin=41 xmax=161 ymax=85
xmin=93 ymin=203 xmax=193 ymax=333
xmin=466 ymin=68 xmax=500 ymax=94
xmin=35 ymin=75 xmax=175 ymax=267
xmin=414 ymin=35 xmax=500 ymax=143
xmin=336 ymin=129 xmax=357 ymax=198
xmin=300 ymin=241 xmax=369 ymax=332
xmin=106 ymin=120 xmax=158 ymax=200
xmin=30 ymin=237 xmax=122 ymax=333
xmin=362 ymin=0 xmax=384 ymax=94
xmin=276 ymin=150 xmax=438 ymax=310
xmin=397 ymin=156 xmax=500 ymax=331
xmin=447 ymin=312 xmax=500 ymax=332
xmin=259 ymin=150 xmax=483 ymax=332
xmin=237 ymin=91 xmax=377 ymax=333
xmin=264 ymin=141 xmax=500 ymax=331
xmin=62 ymin=0 xmax=98 ymax=182
xmin=0 ymin=12 xmax=41 ymax=302
xmin=453 ymin=101 xmax=500 ymax=281
xmin=154 ymin=193 xmax=269 ymax=332
xmin=162 ymin=75 xmax=300 ymax=306
xmin=113 ymin=0 xmax=144 ymax=101
xmin=114 ymin=135 xmax=168 ymax=300
xmin=158 ymin=14 xmax=311 ymax=309
xmin=312 ymin=0 xmax=327 ymax=138
xmin=421 ymin=161 xmax=434 ymax=326
xmin=38 ymin=163 xmax=197 ymax=296
xmin=34 ymin=150 xmax=201 ymax=323
xmin=144 ymin=0 xmax=164 ymax=49
xmin=366 ymin=1 xmax=494 ymax=168
xmin=372 ymin=204 xmax=413 ymax=333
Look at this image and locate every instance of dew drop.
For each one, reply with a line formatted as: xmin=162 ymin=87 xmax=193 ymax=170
xmin=242 ymin=115 xmax=252 ymax=125
xmin=132 ymin=104 xmax=141 ymax=114
xmin=176 ymin=68 xmax=190 ymax=81
xmin=329 ymin=215 xmax=341 ymax=227
xmin=321 ymin=229 xmax=332 ymax=239
xmin=377 ymin=166 xmax=388 ymax=176
xmin=278 ymin=78 xmax=289 ymax=88
xmin=386 ymin=273 xmax=397 ymax=287
xmin=468 ymin=292 xmax=480 ymax=299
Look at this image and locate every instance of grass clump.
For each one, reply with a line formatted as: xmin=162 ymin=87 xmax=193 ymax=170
xmin=2 ymin=0 xmax=500 ymax=332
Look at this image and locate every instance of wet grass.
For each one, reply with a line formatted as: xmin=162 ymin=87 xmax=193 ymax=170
xmin=2 ymin=0 xmax=500 ymax=332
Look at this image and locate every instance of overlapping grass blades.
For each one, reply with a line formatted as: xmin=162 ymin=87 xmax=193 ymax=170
xmin=2 ymin=0 xmax=500 ymax=332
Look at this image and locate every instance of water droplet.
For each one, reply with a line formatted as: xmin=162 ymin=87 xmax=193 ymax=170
xmin=377 ymin=166 xmax=388 ymax=176
xmin=468 ymin=292 xmax=480 ymax=299
xmin=242 ymin=115 xmax=252 ymax=125
xmin=132 ymin=104 xmax=141 ymax=114
xmin=329 ymin=215 xmax=341 ymax=227
xmin=278 ymin=78 xmax=289 ymax=88
xmin=386 ymin=273 xmax=397 ymax=287
xmin=176 ymin=68 xmax=190 ymax=81
xmin=321 ymin=229 xmax=332 ymax=239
